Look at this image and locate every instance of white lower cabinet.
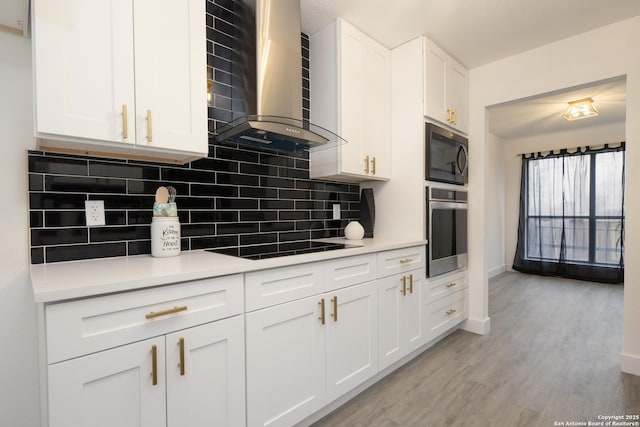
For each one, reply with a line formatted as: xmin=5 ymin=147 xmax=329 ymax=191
xmin=423 ymin=271 xmax=468 ymax=341
xmin=166 ymin=316 xmax=246 ymax=427
xmin=48 ymin=336 xmax=167 ymax=427
xmin=43 ymin=275 xmax=245 ymax=427
xmin=48 ymin=315 xmax=245 ymax=427
xmin=246 ymin=295 xmax=326 ymax=427
xmin=325 ymin=282 xmax=378 ymax=402
xmin=377 ymin=268 xmax=426 ymax=370
xmin=41 ymin=246 xmax=469 ymax=427
xmin=246 ymin=281 xmax=377 ymax=427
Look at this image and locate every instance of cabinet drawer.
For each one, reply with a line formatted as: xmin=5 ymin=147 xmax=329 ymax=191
xmin=46 ymin=274 xmax=243 ymax=363
xmin=245 ymin=263 xmax=324 ymax=311
xmin=377 ymin=246 xmax=425 ymax=278
xmin=324 ymin=254 xmax=376 ymax=290
xmin=423 ymin=289 xmax=467 ymax=341
xmin=423 ymin=270 xmax=467 ymax=305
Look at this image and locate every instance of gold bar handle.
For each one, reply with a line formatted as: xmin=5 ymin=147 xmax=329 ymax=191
xmin=453 ymin=109 xmax=458 ymax=125
xmin=371 ymin=157 xmax=376 ymax=175
xmin=318 ymin=299 xmax=325 ymax=325
xmin=446 ymin=283 xmax=457 ymax=288
xmin=145 ymin=305 xmax=188 ymax=320
xmin=122 ymin=104 xmax=128 ymax=139
xmin=147 ymin=109 xmax=153 ymax=142
xmin=401 ymin=276 xmax=407 ymax=296
xmin=178 ymin=337 xmax=185 ymax=376
xmin=408 ymin=274 xmax=413 ymax=294
xmin=364 ymin=155 xmax=370 ymax=174
xmin=151 ymin=345 xmax=158 ymax=386
xmin=447 ymin=107 xmax=453 ymax=123
xmin=399 ymin=258 xmax=413 ymax=264
xmin=446 ymin=309 xmax=457 ymax=316
xmin=331 ymin=296 xmax=338 ymax=322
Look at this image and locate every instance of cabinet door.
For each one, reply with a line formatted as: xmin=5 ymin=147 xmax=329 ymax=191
xmin=377 ymin=274 xmax=403 ymax=369
xmin=48 ymin=337 xmax=166 ymax=427
xmin=339 ymin=20 xmax=391 ymax=180
xmin=246 ymin=296 xmax=326 ymax=427
xmin=166 ymin=316 xmax=245 ymax=427
xmin=339 ymin=22 xmax=367 ymax=176
xmin=363 ymin=39 xmax=391 ymax=179
xmin=403 ymin=270 xmax=425 ymax=354
xmin=378 ymin=270 xmax=424 ymax=370
xmin=325 ymin=281 xmax=378 ymax=403
xmin=448 ymin=58 xmax=469 ymax=132
xmin=133 ymin=0 xmax=207 ymax=154
xmin=423 ymin=39 xmax=448 ymax=124
xmin=33 ymin=0 xmax=135 ymax=143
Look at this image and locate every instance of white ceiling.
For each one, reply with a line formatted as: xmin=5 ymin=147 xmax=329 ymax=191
xmin=300 ymin=0 xmax=640 ymax=68
xmin=300 ymin=0 xmax=637 ymax=139
xmin=488 ymin=77 xmax=627 ymax=140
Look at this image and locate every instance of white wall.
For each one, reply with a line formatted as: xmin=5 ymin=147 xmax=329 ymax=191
xmin=469 ymin=16 xmax=640 ymax=375
xmin=502 ymin=122 xmax=626 ymax=272
xmin=486 ymin=132 xmax=505 ymax=278
xmin=0 ymin=31 xmax=40 ymax=425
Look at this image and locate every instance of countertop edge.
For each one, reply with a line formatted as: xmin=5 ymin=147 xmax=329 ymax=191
xmin=31 ymin=238 xmax=427 ymax=303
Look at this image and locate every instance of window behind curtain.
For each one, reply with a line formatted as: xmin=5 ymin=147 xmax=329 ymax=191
xmin=513 ymin=144 xmax=625 ymax=284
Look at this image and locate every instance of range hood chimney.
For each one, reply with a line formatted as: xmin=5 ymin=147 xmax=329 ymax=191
xmin=214 ymin=0 xmax=344 ymax=151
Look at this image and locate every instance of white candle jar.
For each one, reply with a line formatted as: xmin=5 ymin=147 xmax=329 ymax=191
xmin=151 ymin=216 xmax=181 ymax=257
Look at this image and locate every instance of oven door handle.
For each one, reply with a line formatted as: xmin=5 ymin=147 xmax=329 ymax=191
xmin=430 ymin=201 xmax=468 ymax=210
xmin=457 ymin=144 xmax=469 ymax=176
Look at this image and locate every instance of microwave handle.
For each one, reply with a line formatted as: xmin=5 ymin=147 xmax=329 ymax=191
xmin=457 ymin=144 xmax=469 ymax=176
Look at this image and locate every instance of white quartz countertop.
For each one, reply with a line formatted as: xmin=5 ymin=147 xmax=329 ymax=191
xmin=30 ymin=238 xmax=427 ymax=303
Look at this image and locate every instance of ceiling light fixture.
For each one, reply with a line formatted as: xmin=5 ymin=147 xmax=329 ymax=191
xmin=562 ymin=97 xmax=599 ymax=121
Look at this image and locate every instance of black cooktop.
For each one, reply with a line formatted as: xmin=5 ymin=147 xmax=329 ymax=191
xmin=206 ymin=240 xmax=357 ymax=260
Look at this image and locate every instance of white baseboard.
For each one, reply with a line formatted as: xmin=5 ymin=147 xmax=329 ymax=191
xmin=488 ymin=264 xmax=506 ymax=279
xmin=462 ymin=316 xmax=491 ymax=335
xmin=620 ymin=352 xmax=640 ymax=376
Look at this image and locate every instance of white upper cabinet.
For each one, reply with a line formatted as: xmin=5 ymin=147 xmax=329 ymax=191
xmin=31 ymin=0 xmax=208 ymax=164
xmin=310 ymin=18 xmax=391 ymax=182
xmin=423 ymin=38 xmax=469 ymax=133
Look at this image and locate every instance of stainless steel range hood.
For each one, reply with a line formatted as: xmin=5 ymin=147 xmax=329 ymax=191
xmin=214 ymin=0 xmax=344 ymax=151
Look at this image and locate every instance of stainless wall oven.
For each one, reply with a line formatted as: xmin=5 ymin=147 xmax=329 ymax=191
xmin=425 ymin=122 xmax=468 ymax=185
xmin=427 ymin=187 xmax=468 ymax=277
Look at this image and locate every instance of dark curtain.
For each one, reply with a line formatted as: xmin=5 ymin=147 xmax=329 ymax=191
xmin=512 ymin=143 xmax=625 ymax=284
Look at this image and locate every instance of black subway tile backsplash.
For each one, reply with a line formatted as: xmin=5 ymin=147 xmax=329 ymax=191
xmin=190 ymin=183 xmax=238 ymax=197
xmin=30 ymin=211 xmax=44 ymax=228
xmin=240 ymin=211 xmax=278 ymax=222
xmin=89 ymin=226 xmax=151 ymax=243
xmin=44 ymin=211 xmax=85 ymax=228
xmin=31 ymin=247 xmax=44 ymax=264
xmin=31 ymin=228 xmax=88 ymax=246
xmin=26 ymin=0 xmax=360 ymax=264
xmin=45 ymin=176 xmax=127 ymax=193
xmin=89 ymin=161 xmax=160 ymax=180
xmin=29 ymin=155 xmax=88 ymax=176
xmin=29 ymin=174 xmax=44 ymax=191
xmin=190 ymin=210 xmax=238 ymax=223
xmin=128 ymin=240 xmax=152 ymax=256
xmin=46 ymin=243 xmax=127 ymax=263
xmin=217 ymin=222 xmax=260 ymax=235
xmin=30 ymin=193 xmax=87 ymax=210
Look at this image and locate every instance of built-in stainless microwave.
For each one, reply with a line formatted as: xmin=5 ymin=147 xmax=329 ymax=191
xmin=425 ymin=122 xmax=468 ymax=185
xmin=427 ymin=187 xmax=468 ymax=277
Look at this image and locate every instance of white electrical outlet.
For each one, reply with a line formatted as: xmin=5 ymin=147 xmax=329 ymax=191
xmin=85 ymin=200 xmax=106 ymax=226
xmin=332 ymin=203 xmax=341 ymax=220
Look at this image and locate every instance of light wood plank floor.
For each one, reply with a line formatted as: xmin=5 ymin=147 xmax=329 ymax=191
xmin=312 ymin=272 xmax=640 ymax=427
